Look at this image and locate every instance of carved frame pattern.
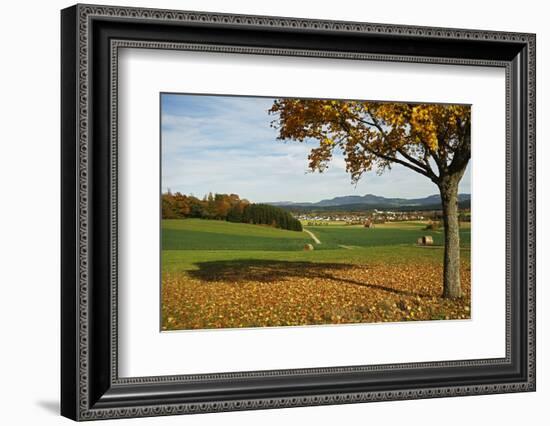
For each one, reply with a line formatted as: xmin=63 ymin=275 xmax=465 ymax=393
xmin=61 ymin=4 xmax=536 ymax=421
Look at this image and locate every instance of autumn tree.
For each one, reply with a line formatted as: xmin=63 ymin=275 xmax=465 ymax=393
xmin=269 ymin=100 xmax=470 ymax=298
xmin=214 ymin=193 xmax=232 ymax=219
xmin=160 ymin=192 xmax=301 ymax=231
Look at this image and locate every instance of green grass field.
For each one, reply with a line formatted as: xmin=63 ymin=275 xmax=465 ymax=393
xmin=162 ymin=219 xmax=311 ymax=251
xmin=161 ymin=218 xmax=471 ymax=330
xmin=308 ymin=223 xmax=470 ymax=249
xmin=161 ymin=218 xmax=470 ymax=273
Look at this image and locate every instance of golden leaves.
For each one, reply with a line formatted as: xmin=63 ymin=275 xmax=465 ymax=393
xmin=161 ymin=262 xmax=471 ymax=331
xmin=410 ymin=105 xmax=439 ymax=150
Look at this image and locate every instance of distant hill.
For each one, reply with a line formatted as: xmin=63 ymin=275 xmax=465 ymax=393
xmin=268 ymin=193 xmax=470 ymax=212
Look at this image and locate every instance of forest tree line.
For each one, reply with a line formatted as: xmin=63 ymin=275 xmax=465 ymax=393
xmin=162 ymin=192 xmax=303 ymax=232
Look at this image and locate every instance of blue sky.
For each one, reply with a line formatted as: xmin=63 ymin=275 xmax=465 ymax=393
xmin=161 ymin=94 xmax=471 ymax=203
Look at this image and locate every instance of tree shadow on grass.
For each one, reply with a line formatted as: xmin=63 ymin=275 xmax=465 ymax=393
xmin=188 ymin=259 xmax=424 ymax=298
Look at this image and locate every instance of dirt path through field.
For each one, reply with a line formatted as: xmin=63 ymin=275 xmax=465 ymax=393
xmin=304 ymin=229 xmax=321 ymax=244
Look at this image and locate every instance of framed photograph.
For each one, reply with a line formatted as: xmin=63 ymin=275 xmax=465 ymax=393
xmin=61 ymin=4 xmax=536 ymax=421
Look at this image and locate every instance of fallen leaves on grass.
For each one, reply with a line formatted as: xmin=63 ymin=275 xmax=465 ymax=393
xmin=161 ymin=260 xmax=471 ymax=330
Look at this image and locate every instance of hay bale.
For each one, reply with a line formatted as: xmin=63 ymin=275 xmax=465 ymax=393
xmin=422 ymin=236 xmax=434 ymax=245
xmin=304 ymin=243 xmax=314 ymax=251
xmin=417 ymin=236 xmax=434 ymax=246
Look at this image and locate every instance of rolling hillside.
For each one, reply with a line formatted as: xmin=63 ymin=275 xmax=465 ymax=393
xmin=268 ymin=193 xmax=471 ymax=212
xmin=162 ymin=219 xmax=311 ymax=251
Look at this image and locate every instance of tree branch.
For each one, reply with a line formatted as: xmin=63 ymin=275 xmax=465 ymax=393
xmin=397 ymin=147 xmax=438 ymax=180
xmin=360 ymin=111 xmax=438 ymax=180
xmin=357 ymin=141 xmax=432 ymax=179
xmin=447 ymin=118 xmax=471 ymax=174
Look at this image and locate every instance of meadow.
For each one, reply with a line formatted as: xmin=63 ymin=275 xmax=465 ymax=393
xmin=161 ymin=218 xmax=471 ymax=330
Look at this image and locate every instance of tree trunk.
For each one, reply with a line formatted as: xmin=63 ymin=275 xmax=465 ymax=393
xmin=439 ymin=177 xmax=462 ymax=299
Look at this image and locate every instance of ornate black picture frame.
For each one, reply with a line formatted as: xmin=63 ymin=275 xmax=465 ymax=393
xmin=61 ymin=4 xmax=536 ymax=421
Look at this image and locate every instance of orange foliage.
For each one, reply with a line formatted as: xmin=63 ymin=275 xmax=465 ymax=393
xmin=162 ymin=262 xmax=471 ymax=331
